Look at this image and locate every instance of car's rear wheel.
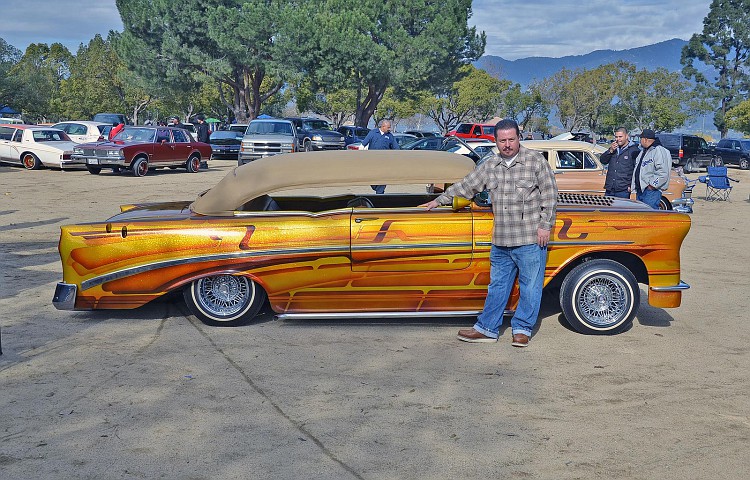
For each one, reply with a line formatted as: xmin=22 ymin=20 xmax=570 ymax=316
xmin=86 ymin=165 xmax=101 ymax=175
xmin=657 ymin=196 xmax=671 ymax=210
xmin=132 ymin=157 xmax=148 ymax=177
xmin=303 ymin=139 xmax=312 ymax=152
xmin=22 ymin=153 xmax=42 ymax=170
xmin=186 ymin=155 xmax=201 ymax=173
xmin=183 ymin=274 xmax=266 ymax=327
xmin=739 ymin=157 xmax=749 ymax=170
xmin=684 ymin=157 xmax=696 ymax=174
xmin=560 ymin=259 xmax=639 ymax=335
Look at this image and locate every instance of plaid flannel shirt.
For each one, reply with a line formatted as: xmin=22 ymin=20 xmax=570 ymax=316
xmin=436 ymin=146 xmax=558 ymax=247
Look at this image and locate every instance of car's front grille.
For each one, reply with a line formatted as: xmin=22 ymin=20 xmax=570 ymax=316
xmin=247 ymin=142 xmax=284 ymax=154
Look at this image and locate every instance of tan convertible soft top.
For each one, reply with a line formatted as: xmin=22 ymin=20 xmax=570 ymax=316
xmin=191 ymin=150 xmax=476 ymax=215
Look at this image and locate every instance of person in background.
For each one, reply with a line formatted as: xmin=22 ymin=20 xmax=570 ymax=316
xmin=599 ymin=126 xmax=639 ymax=198
xmin=195 ymin=115 xmax=210 ymax=143
xmin=422 ymin=119 xmax=558 ymax=348
xmin=361 ymin=119 xmax=399 ymax=194
xmin=631 ymin=129 xmax=670 ymax=209
xmin=169 ymin=116 xmax=186 ymax=130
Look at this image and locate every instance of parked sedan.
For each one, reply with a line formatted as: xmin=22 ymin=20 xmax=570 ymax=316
xmin=0 ymin=124 xmax=78 ymax=169
xmin=53 ymin=150 xmax=691 ymax=336
xmin=209 ymin=130 xmax=243 ymax=160
xmin=338 ymin=125 xmax=371 ymax=146
xmin=71 ymin=126 xmax=212 ymax=177
xmin=52 ymin=121 xmax=110 ymax=143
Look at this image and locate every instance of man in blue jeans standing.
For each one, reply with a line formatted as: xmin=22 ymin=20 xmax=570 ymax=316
xmin=361 ymin=119 xmax=399 ymax=194
xmin=422 ymin=119 xmax=557 ymax=347
xmin=632 ymin=129 xmax=670 ymax=209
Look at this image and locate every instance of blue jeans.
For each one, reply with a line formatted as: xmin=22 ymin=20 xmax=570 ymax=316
xmin=371 ymin=185 xmax=386 ymax=194
xmin=636 ymin=187 xmax=661 ymax=209
xmin=606 ymin=190 xmax=631 ymax=199
xmin=473 ymin=244 xmax=548 ymax=338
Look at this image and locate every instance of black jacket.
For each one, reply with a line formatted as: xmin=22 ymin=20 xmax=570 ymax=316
xmin=196 ymin=122 xmax=210 ymax=143
xmin=600 ymin=142 xmax=640 ymax=193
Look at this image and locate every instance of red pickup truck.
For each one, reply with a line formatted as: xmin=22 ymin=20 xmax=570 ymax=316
xmin=447 ymin=123 xmax=496 ymax=141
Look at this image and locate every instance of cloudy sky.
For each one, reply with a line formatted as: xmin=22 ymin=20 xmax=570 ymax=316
xmin=2 ymin=0 xmax=711 ymax=60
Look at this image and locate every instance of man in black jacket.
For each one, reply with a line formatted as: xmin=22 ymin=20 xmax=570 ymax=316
xmin=599 ymin=127 xmax=640 ymax=198
xmin=195 ymin=115 xmax=210 ymax=143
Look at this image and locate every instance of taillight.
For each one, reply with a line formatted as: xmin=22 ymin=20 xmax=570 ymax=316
xmin=679 ymin=148 xmax=683 ymax=158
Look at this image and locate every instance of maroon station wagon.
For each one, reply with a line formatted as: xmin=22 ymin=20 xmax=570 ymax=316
xmin=71 ymin=126 xmax=213 ymax=177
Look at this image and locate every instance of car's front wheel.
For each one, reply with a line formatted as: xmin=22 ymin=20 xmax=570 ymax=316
xmin=559 ymin=259 xmax=639 ymax=335
xmin=86 ymin=165 xmax=102 ymax=175
xmin=186 ymin=155 xmax=201 ymax=173
xmin=183 ymin=275 xmax=267 ymax=327
xmin=739 ymin=157 xmax=749 ymax=170
xmin=22 ymin=153 xmax=42 ymax=170
xmin=132 ymin=157 xmax=148 ymax=177
xmin=303 ymin=139 xmax=312 ymax=152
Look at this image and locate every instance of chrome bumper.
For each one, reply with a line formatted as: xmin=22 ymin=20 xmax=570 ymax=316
xmin=71 ymin=155 xmax=126 ymax=167
xmin=52 ymin=282 xmax=77 ymax=310
xmin=672 ymin=197 xmax=694 ymax=214
xmin=650 ymin=281 xmax=690 ymax=292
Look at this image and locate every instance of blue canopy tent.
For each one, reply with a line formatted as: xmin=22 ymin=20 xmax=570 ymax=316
xmin=0 ymin=105 xmax=20 ymax=116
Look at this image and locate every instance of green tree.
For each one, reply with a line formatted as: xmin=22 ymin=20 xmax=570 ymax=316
xmin=7 ymin=43 xmax=72 ymax=122
xmin=0 ymin=38 xmax=22 ymax=107
xmin=726 ymin=99 xmax=750 ymax=134
xmin=116 ymin=0 xmax=291 ymax=122
xmin=540 ymin=68 xmax=586 ymax=131
xmin=287 ymin=0 xmax=485 ymax=127
xmin=293 ymin=80 xmax=358 ymax=128
xmin=681 ymin=0 xmax=750 ymax=137
xmin=423 ymin=65 xmax=509 ymax=134
xmin=500 ymin=82 xmax=549 ymax=132
xmin=615 ymin=64 xmax=691 ymax=132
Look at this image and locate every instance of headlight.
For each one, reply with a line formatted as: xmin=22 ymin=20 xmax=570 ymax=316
xmin=107 ymin=150 xmax=123 ymax=158
xmin=312 ymin=135 xmax=322 ymax=141
xmin=73 ymin=148 xmax=83 ymax=154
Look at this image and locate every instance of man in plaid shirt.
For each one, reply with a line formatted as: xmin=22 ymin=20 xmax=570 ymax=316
xmin=424 ymin=119 xmax=557 ymax=347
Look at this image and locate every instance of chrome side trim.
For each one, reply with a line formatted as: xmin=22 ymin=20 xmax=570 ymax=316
xmin=276 ymin=310 xmax=515 ymax=320
xmin=650 ymin=281 xmax=690 ymax=292
xmin=52 ymin=282 xmax=77 ymax=310
xmin=476 ymin=240 xmax=634 ymax=247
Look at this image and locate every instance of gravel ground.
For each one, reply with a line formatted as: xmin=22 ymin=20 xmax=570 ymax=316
xmin=1 ymin=159 xmax=749 ymax=480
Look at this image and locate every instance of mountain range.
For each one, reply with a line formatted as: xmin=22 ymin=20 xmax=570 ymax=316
xmin=474 ymin=38 xmax=689 ymax=87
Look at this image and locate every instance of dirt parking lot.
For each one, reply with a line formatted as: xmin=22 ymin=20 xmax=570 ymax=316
xmin=1 ymin=159 xmax=749 ymax=479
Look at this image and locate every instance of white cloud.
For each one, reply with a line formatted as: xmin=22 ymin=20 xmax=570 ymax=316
xmin=471 ymin=0 xmax=711 ymax=59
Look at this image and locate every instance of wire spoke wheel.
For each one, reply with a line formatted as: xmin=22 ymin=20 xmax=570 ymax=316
xmin=576 ymin=275 xmax=628 ymax=327
xmin=184 ymin=274 xmax=266 ymax=326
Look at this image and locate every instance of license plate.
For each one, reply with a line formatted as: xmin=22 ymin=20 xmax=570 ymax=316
xmin=87 ymin=158 xmax=99 ymax=165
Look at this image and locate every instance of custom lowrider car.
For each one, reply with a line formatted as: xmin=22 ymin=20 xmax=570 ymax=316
xmin=71 ymin=126 xmax=212 ymax=176
xmin=0 ymin=124 xmax=78 ymax=169
xmin=53 ymin=150 xmax=691 ymax=335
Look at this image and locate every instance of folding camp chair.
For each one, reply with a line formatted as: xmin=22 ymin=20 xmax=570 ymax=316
xmin=699 ymin=166 xmax=739 ymax=201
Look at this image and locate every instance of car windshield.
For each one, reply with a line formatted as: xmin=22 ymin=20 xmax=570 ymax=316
xmin=229 ymin=125 xmax=247 ymax=133
xmin=32 ymin=130 xmax=71 ymax=142
xmin=741 ymin=140 xmax=750 ymax=151
xmin=303 ymin=120 xmax=331 ymax=131
xmin=211 ymin=131 xmax=242 ymax=140
xmin=114 ymin=127 xmax=156 ymax=142
xmin=247 ymin=121 xmax=293 ymax=135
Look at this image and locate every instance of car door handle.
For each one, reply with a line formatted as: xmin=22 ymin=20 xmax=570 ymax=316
xmin=354 ymin=217 xmax=379 ymax=223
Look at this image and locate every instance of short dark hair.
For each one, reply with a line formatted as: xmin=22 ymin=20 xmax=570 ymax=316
xmin=614 ymin=126 xmax=628 ymax=135
xmin=494 ymin=119 xmax=520 ymax=138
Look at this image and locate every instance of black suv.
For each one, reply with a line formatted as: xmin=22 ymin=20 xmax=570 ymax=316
xmin=712 ymin=138 xmax=750 ymax=170
xmin=285 ymin=117 xmax=345 ymax=151
xmin=655 ymin=133 xmax=714 ymax=173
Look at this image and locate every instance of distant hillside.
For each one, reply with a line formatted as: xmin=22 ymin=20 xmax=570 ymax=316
xmin=475 ymin=38 xmax=688 ymax=87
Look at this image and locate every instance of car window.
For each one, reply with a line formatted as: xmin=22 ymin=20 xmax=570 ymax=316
xmin=116 ymin=127 xmax=157 ymax=142
xmin=698 ymin=138 xmax=708 ymax=149
xmin=96 ymin=125 xmax=109 ymax=134
xmin=741 ymin=141 xmax=750 ymax=151
xmin=303 ymin=120 xmax=331 ymax=130
xmin=658 ymin=135 xmax=679 ymax=148
xmin=11 ymin=129 xmax=22 ymax=142
xmin=556 ymin=150 xmax=590 ymax=170
xmin=156 ymin=129 xmax=171 ymax=143
xmin=172 ymin=130 xmax=189 ymax=143
xmin=33 ymin=130 xmax=69 ymax=141
xmin=68 ymin=124 xmax=87 ymax=135
xmin=0 ymin=126 xmax=13 ymax=140
xmin=247 ymin=121 xmax=292 ymax=135
xmin=456 ymin=124 xmax=472 ymax=134
xmin=717 ymin=139 xmax=730 ymax=148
